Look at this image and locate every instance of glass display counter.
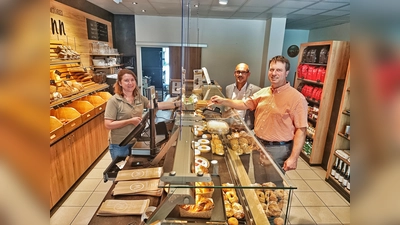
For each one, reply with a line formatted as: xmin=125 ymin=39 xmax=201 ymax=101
xmin=145 ymin=108 xmax=296 ymax=225
xmin=93 ymin=109 xmax=296 ymax=225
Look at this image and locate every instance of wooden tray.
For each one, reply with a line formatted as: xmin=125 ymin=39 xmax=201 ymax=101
xmin=81 ymin=95 xmax=106 ymax=114
xmin=50 ymin=116 xmax=64 ymax=144
xmin=66 ymin=100 xmax=95 ymax=123
xmin=50 ymin=107 xmax=82 ymax=134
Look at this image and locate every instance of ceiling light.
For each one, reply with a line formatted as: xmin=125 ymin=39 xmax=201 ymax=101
xmin=219 ymin=0 xmax=228 ymax=5
xmin=113 ymin=0 xmax=122 ymax=4
xmin=141 ymin=9 xmax=146 ymax=12
xmin=194 ymin=4 xmax=199 ymax=8
xmin=132 ymin=2 xmax=137 ymax=4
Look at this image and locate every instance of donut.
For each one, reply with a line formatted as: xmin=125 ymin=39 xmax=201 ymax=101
xmin=232 ymin=202 xmax=243 ymax=211
xmin=233 ymin=210 xmax=245 ymax=219
xmin=269 ymin=192 xmax=278 ymax=202
xmin=226 ymin=209 xmax=234 ymax=217
xmin=226 ymin=191 xmax=238 ymax=203
xmin=262 ymin=182 xmax=277 ymax=188
xmin=228 ymin=217 xmax=239 ymax=225
xmin=274 ymin=217 xmax=284 ymax=225
xmin=261 ymin=203 xmax=268 ymax=210
xmin=256 ymin=190 xmax=265 ymax=203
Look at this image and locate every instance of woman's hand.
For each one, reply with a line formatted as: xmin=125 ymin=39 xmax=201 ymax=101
xmin=130 ymin=116 xmax=142 ymax=126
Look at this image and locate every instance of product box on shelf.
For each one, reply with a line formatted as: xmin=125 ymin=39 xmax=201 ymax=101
xmin=66 ymin=100 xmax=95 ymax=123
xmin=50 ymin=116 xmax=65 ymax=144
xmin=80 ymin=95 xmax=106 ymax=114
xmin=50 ymin=107 xmax=83 ymax=134
xmin=93 ymin=91 xmax=112 ymax=101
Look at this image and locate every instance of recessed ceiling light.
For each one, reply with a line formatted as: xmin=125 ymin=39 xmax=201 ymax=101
xmin=219 ymin=0 xmax=228 ymax=5
xmin=141 ymin=9 xmax=146 ymax=12
xmin=132 ymin=2 xmax=137 ymax=4
xmin=194 ymin=4 xmax=199 ymax=8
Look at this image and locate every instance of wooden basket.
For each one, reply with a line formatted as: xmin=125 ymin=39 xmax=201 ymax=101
xmin=50 ymin=107 xmax=82 ymax=134
xmin=179 ymin=207 xmax=213 ymax=219
xmin=81 ymin=95 xmax=106 ymax=114
xmin=94 ymin=91 xmax=112 ymax=101
xmin=50 ymin=116 xmax=64 ymax=144
xmin=66 ymin=100 xmax=95 ymax=123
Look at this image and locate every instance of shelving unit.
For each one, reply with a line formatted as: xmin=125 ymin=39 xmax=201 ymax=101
xmin=326 ymin=62 xmax=350 ymax=202
xmin=294 ymin=40 xmax=350 ymax=165
xmin=50 ymin=51 xmax=110 ymax=209
xmin=90 ymin=53 xmax=123 ymax=74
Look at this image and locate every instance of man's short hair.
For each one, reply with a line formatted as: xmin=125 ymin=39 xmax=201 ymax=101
xmin=269 ymin=55 xmax=290 ymax=71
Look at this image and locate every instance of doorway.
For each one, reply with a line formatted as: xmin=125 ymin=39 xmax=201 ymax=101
xmin=141 ymin=47 xmax=169 ymax=101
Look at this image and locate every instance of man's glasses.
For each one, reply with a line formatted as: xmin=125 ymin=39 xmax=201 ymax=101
xmin=235 ymin=70 xmax=249 ymax=75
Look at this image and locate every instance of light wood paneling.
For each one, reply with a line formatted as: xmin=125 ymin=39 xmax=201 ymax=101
xmin=50 ymin=0 xmax=113 ymax=68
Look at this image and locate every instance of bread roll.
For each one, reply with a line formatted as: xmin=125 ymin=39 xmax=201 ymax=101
xmin=228 ymin=217 xmax=239 ymax=225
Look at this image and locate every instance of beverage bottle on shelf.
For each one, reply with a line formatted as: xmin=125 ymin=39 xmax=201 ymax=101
xmin=331 ymin=157 xmax=339 ymax=177
xmin=335 ymin=160 xmax=343 ymax=180
xmin=346 ymin=175 xmax=350 ymax=191
xmin=342 ymin=166 xmax=350 ymax=187
xmin=338 ymin=163 xmax=347 ymax=183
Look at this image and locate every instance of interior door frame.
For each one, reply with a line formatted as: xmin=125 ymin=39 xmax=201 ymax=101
xmin=136 ymin=43 xmax=207 ymax=96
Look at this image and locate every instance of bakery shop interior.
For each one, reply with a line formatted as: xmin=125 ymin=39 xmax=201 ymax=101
xmin=50 ymin=0 xmax=350 ymax=224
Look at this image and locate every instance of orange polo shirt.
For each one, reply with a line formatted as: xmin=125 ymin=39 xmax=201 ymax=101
xmin=244 ymin=83 xmax=308 ymax=142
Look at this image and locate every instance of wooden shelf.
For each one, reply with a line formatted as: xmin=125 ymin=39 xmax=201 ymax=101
xmin=305 ymin=97 xmax=320 ymax=105
xmin=294 ymin=41 xmax=350 ymax=165
xmin=50 ymin=83 xmax=109 ymax=109
xmin=50 ymin=59 xmax=81 ymax=65
xmin=333 ymin=152 xmax=350 ymax=166
xmin=300 ymin=62 xmax=327 ymax=67
xmin=325 ymin=61 xmax=351 ymax=202
xmin=90 ymin=53 xmax=122 ymax=56
xmin=338 ymin=132 xmax=350 ymax=141
xmin=300 ymin=151 xmax=312 ymax=165
xmin=297 ymin=78 xmax=324 ymax=86
xmin=342 ymin=110 xmax=350 ymax=116
xmin=92 ymin=64 xmax=123 ymax=69
xmin=308 ymin=117 xmax=317 ymax=124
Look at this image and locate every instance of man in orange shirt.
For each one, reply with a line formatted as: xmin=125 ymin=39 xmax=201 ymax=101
xmin=211 ymin=56 xmax=308 ymax=171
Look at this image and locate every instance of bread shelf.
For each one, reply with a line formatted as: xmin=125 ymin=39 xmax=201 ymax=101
xmin=90 ymin=53 xmax=122 ymax=56
xmin=92 ymin=64 xmax=123 ymax=69
xmin=50 ymin=59 xmax=81 ymax=66
xmin=50 ymin=83 xmax=109 ymax=109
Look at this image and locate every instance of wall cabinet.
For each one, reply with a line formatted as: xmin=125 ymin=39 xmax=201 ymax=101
xmin=325 ymin=62 xmax=350 ymax=202
xmin=294 ymin=41 xmax=349 ymax=165
xmin=50 ymin=113 xmax=108 ymax=209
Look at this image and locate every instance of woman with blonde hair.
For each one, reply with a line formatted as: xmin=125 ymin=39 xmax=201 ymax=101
xmin=104 ymin=69 xmax=180 ymax=160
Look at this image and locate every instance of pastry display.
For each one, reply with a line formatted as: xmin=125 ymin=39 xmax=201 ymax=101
xmin=210 ymin=134 xmax=224 ymax=155
xmin=179 ymin=195 xmax=215 ymax=218
xmin=252 ymin=182 xmax=289 ymax=222
xmin=222 ymin=183 xmax=245 ymax=221
xmin=206 ymin=120 xmax=229 ymax=134
xmin=226 ymin=130 xmax=257 ymax=155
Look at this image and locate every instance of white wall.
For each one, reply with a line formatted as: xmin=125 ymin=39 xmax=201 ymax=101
xmin=135 ymin=15 xmax=267 ymax=92
xmin=308 ymin=23 xmax=350 ymax=42
xmin=197 ymin=18 xmax=266 ymax=90
xmin=282 ymin=29 xmax=310 ymax=85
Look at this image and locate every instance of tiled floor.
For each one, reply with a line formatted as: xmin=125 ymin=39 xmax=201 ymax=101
xmin=50 ymin=154 xmax=350 ymax=225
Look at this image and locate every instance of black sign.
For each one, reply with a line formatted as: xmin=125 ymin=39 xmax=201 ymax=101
xmin=287 ymin=45 xmax=300 ymax=58
xmin=86 ymin=18 xmax=108 ymax=42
